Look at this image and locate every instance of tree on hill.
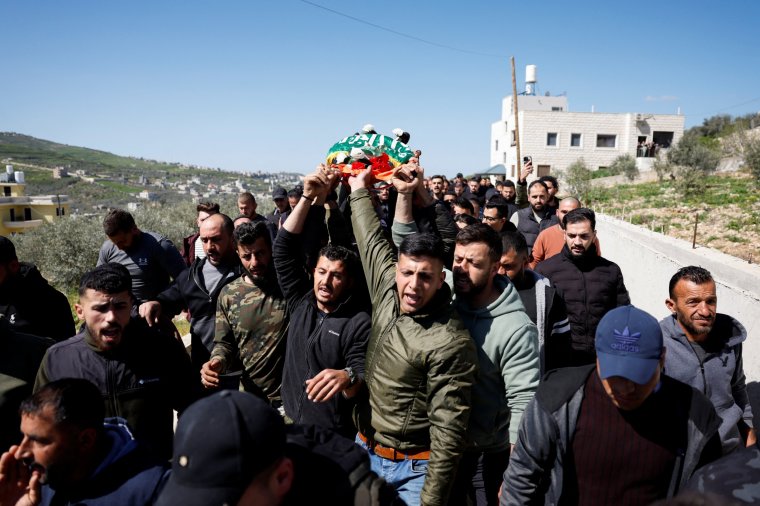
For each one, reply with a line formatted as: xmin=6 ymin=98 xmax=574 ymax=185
xmin=665 ymin=132 xmax=721 ymax=196
xmin=686 ymin=113 xmax=760 ymax=139
xmin=561 ymin=159 xmax=593 ymax=201
xmin=608 ymin=154 xmax=639 ymax=182
xmin=745 ymin=137 xmax=760 ymax=182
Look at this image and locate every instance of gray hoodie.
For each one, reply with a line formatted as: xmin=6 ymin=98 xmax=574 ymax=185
xmin=454 ymin=275 xmax=540 ymax=449
xmin=660 ymin=313 xmax=753 ymax=453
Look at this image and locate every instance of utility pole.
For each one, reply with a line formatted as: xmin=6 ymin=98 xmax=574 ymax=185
xmin=511 ymin=57 xmax=521 ymax=180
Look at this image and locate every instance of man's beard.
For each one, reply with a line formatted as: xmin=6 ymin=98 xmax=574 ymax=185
xmin=677 ymin=312 xmax=713 ymax=336
xmin=453 ymin=272 xmax=487 ymax=297
xmin=247 ymin=265 xmax=272 ymax=285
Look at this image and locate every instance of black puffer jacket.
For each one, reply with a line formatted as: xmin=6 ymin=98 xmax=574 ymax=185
xmin=273 ymin=228 xmax=371 ymax=439
xmin=535 ymin=245 xmax=630 ymax=362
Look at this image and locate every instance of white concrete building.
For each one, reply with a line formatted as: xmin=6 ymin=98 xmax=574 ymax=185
xmin=490 ymin=66 xmax=685 ymax=179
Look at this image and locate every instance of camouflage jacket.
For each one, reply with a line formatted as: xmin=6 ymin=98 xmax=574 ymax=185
xmin=684 ymin=443 xmax=760 ymax=504
xmin=210 ymin=275 xmax=288 ymax=405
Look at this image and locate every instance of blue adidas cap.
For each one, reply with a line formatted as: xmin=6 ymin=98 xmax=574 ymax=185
xmin=595 ymin=305 xmax=663 ymax=385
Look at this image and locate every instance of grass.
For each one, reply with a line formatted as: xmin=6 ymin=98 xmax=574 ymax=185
xmin=98 ymin=180 xmax=143 ymax=193
xmin=584 ymin=171 xmax=760 ymax=261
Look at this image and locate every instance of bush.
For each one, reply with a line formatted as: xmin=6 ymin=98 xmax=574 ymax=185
xmin=653 ymin=159 xmax=671 ymax=182
xmin=131 ymin=202 xmax=196 ymax=247
xmin=745 ymin=137 xmax=760 ymax=182
xmin=11 ymin=198 xmax=231 ymax=294
xmin=590 ymin=167 xmax=616 ymax=179
xmin=668 ymin=133 xmax=720 ymax=174
xmin=666 ymin=133 xmax=720 ymax=196
xmin=13 ymin=215 xmax=103 ymax=293
xmin=609 ymin=154 xmax=639 ymax=182
xmin=561 ymin=159 xmax=593 ymax=200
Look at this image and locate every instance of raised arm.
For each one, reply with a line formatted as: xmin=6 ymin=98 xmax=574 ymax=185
xmin=348 ymin=168 xmax=397 ymax=306
xmin=515 ymin=159 xmax=533 ymax=209
xmin=391 ymin=161 xmax=422 ymax=225
xmin=273 ymin=169 xmax=335 ymax=303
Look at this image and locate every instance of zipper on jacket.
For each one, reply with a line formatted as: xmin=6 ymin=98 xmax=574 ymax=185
xmin=106 ymin=358 xmax=120 ymax=417
xmin=294 ymin=313 xmax=328 ymax=422
xmin=686 ymin=340 xmax=708 ymax=395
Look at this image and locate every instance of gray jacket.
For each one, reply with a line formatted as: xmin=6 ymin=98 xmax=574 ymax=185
xmin=501 ymin=365 xmax=721 ymax=505
xmin=661 ymin=313 xmax=753 ymax=453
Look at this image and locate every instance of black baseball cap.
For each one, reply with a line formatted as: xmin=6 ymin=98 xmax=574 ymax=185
xmin=156 ymin=390 xmax=286 ymax=506
xmin=272 ymin=187 xmax=287 ymax=200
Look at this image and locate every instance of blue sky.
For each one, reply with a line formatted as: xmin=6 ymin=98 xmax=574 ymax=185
xmin=1 ymin=1 xmax=758 ymax=177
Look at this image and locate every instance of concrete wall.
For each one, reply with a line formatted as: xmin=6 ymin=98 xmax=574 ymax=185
xmin=596 ymin=214 xmax=760 ymax=381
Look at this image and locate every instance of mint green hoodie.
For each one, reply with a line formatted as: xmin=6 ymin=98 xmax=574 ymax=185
xmin=454 ymin=275 xmax=540 ymax=449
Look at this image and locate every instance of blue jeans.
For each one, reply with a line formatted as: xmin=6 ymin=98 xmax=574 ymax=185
xmin=355 ymin=435 xmax=428 ymax=506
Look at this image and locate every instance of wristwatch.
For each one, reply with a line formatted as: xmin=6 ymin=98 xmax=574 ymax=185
xmin=343 ymin=367 xmax=357 ymax=386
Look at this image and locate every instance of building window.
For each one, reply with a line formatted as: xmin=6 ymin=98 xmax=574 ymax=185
xmin=495 ymin=140 xmax=499 ymax=151
xmin=547 ymin=133 xmax=558 ymax=146
xmin=596 ymin=134 xmax=617 ymax=148
xmin=510 ymin=130 xmax=516 ymax=146
xmin=653 ymin=131 xmax=675 ymax=148
xmin=56 ymin=208 xmax=60 ymax=216
xmin=503 ymin=152 xmax=507 ymax=164
xmin=62 ymin=208 xmax=65 ymax=216
xmin=571 ymin=133 xmax=582 ymax=147
xmin=551 ymin=106 xmax=563 ymax=111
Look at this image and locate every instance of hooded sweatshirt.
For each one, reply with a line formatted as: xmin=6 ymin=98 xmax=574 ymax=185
xmin=454 ymin=275 xmax=540 ymax=449
xmin=39 ymin=418 xmax=169 ymax=505
xmin=661 ymin=313 xmax=753 ymax=454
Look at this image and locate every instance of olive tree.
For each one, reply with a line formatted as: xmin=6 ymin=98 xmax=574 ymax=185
xmin=609 ymin=154 xmax=639 ymax=182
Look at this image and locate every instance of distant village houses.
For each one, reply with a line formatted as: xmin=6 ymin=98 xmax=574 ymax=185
xmin=0 ymin=165 xmax=70 ymax=236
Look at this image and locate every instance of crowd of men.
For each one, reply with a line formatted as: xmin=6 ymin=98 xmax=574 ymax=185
xmin=0 ymin=156 xmax=756 ymax=506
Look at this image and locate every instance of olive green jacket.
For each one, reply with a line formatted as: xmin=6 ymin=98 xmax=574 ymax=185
xmin=350 ymin=188 xmax=478 ymax=506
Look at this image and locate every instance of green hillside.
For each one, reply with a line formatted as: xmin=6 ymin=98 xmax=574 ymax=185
xmin=0 ymin=132 xmax=302 ymax=211
xmin=0 ymin=132 xmax=185 ymax=176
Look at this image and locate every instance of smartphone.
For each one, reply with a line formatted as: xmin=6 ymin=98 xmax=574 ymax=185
xmin=523 ymin=156 xmax=532 ymax=164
